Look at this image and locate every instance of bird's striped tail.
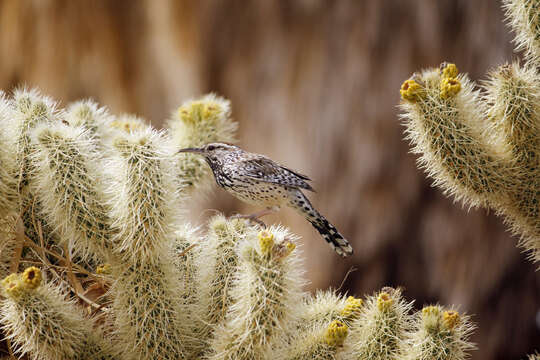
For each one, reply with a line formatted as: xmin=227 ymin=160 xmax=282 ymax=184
xmin=289 ymin=190 xmax=353 ymax=257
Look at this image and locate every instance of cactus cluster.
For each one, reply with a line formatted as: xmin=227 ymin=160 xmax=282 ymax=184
xmin=400 ymin=0 xmax=540 ymax=264
xmin=0 ymin=87 xmax=475 ymax=359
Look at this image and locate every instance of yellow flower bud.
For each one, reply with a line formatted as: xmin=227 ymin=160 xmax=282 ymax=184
xmin=1 ymin=274 xmax=24 ymax=298
xmin=400 ymin=79 xmax=424 ymax=102
xmin=442 ymin=310 xmax=460 ymax=330
xmin=178 ymin=100 xmax=225 ymax=125
xmin=258 ymin=230 xmax=275 ymax=256
xmin=440 ymin=77 xmax=462 ymax=99
xmin=324 ymin=320 xmax=348 ymax=347
xmin=341 ymin=296 xmax=363 ymax=320
xmin=22 ymin=266 xmax=42 ymax=290
xmin=376 ymin=292 xmax=393 ymax=311
xmin=440 ymin=62 xmax=459 ymax=78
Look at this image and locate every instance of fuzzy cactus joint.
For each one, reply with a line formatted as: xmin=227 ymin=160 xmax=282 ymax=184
xmin=5 ymin=0 xmax=540 ymax=358
xmin=400 ymin=0 xmax=540 ymax=266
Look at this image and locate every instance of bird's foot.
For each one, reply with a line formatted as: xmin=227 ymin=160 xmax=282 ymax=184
xmin=229 ymin=208 xmax=276 ymax=228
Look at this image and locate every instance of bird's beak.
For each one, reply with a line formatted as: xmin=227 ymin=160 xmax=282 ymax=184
xmin=177 ymin=147 xmax=204 ymax=154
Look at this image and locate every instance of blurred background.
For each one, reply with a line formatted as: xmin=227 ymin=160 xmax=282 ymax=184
xmin=0 ymin=0 xmax=538 ymax=358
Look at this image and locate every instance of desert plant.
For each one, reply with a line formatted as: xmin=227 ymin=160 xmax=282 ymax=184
xmin=0 ymin=88 xmax=474 ymax=359
xmin=399 ymin=0 xmax=540 ymax=264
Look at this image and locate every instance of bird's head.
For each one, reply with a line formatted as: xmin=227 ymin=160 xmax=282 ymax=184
xmin=178 ymin=142 xmax=239 ymax=164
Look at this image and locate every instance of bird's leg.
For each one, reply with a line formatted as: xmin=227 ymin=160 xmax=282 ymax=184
xmin=230 ymin=207 xmax=279 ymax=228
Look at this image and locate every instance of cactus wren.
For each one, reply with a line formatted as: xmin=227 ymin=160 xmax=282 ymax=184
xmin=178 ymin=143 xmax=353 ymax=257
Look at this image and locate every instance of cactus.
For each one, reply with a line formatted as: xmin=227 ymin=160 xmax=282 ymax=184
xmin=404 ymin=306 xmax=475 ymax=360
xmin=342 ymin=288 xmax=413 ymax=360
xmin=0 ymin=267 xmax=117 ymax=359
xmin=0 ymin=88 xmax=476 ymax=359
xmin=400 ymin=0 xmax=540 ymax=263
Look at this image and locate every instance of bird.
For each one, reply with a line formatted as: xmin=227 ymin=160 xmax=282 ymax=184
xmin=178 ymin=142 xmax=353 ymax=257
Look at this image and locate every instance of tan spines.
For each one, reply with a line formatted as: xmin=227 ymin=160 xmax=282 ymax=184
xmin=110 ymin=254 xmax=187 ymax=360
xmin=209 ymin=226 xmax=305 ymax=360
xmin=279 ymin=292 xmax=351 ymax=360
xmin=107 ymin=127 xmax=187 ymax=359
xmin=296 ymin=290 xmax=348 ymax=330
xmin=187 ymin=216 xmax=249 ymax=358
xmin=484 ymin=63 xmax=540 ymax=169
xmin=404 ymin=305 xmax=476 ymax=360
xmin=1 ymin=267 xmax=115 ymax=360
xmin=107 ymin=127 xmax=181 ymax=263
xmin=504 ymin=0 xmax=540 ymax=66
xmin=282 ymin=320 xmax=348 ymax=360
xmin=31 ymin=123 xmax=114 ymax=260
xmin=64 ymin=100 xmax=112 ymax=143
xmin=400 ymin=67 xmax=510 ymax=208
xmin=0 ymin=92 xmax=18 ymax=218
xmin=342 ymin=288 xmax=413 ymax=360
xmin=483 ymin=63 xmax=540 ymax=261
xmin=8 ymin=89 xmax=59 ymax=248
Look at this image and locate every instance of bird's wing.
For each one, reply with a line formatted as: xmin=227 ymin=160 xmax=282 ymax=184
xmin=239 ymin=157 xmax=314 ymax=191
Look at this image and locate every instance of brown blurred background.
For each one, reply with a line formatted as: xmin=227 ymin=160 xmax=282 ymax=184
xmin=0 ymin=0 xmax=538 ymax=358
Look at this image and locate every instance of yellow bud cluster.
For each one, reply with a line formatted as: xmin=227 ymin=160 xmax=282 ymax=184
xmin=400 ymin=79 xmax=424 ymax=102
xmin=442 ymin=310 xmax=460 ymax=330
xmin=440 ymin=62 xmax=459 ymax=78
xmin=1 ymin=267 xmax=43 ymax=298
xmin=324 ymin=320 xmax=348 ymax=347
xmin=440 ymin=77 xmax=462 ymax=99
xmin=341 ymin=296 xmax=363 ymax=320
xmin=258 ymin=230 xmax=275 ymax=256
xmin=178 ymin=100 xmax=224 ymax=125
xmin=2 ymin=273 xmax=24 ymax=298
xmin=376 ymin=292 xmax=393 ymax=311
xmin=22 ymin=267 xmax=42 ymax=290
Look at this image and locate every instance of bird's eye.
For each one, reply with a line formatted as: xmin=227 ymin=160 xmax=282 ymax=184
xmin=207 ymin=145 xmax=216 ymax=151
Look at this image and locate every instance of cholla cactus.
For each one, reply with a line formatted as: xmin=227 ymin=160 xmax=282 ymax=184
xmin=0 ymin=88 xmax=476 ymax=359
xmin=405 ymin=305 xmax=475 ymax=360
xmin=208 ymin=227 xmax=305 ymax=360
xmin=400 ymin=0 xmax=540 ymax=263
xmin=0 ymin=267 xmax=116 ymax=359
xmin=342 ymin=288 xmax=413 ymax=360
xmin=504 ymin=0 xmax=540 ymax=64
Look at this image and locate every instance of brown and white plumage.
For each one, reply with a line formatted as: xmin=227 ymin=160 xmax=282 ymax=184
xmin=178 ymin=143 xmax=353 ymax=257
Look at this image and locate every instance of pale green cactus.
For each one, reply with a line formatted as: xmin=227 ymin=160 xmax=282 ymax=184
xmin=31 ymin=122 xmax=114 ymax=261
xmin=208 ymin=227 xmax=305 ymax=360
xmin=0 ymin=267 xmax=117 ymax=360
xmin=281 ymin=319 xmax=349 ymax=360
xmin=0 ymin=88 xmax=477 ymax=359
xmin=404 ymin=306 xmax=475 ymax=360
xmin=342 ymin=288 xmax=413 ymax=360
xmin=504 ymin=0 xmax=540 ymax=65
xmin=0 ymin=92 xmax=18 ymax=219
xmin=400 ymin=0 xmax=540 ymax=264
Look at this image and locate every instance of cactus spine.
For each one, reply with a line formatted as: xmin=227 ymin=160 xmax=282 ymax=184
xmin=209 ymin=227 xmax=305 ymax=360
xmin=0 ymin=267 xmax=117 ymax=359
xmin=404 ymin=305 xmax=475 ymax=360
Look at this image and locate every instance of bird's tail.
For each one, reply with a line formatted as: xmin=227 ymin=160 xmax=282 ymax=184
xmin=289 ymin=189 xmax=353 ymax=257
